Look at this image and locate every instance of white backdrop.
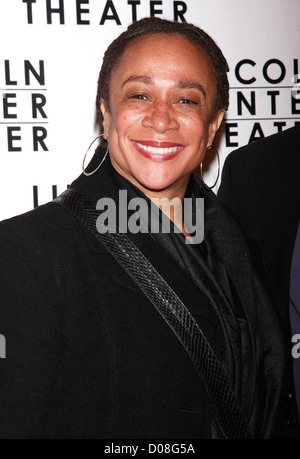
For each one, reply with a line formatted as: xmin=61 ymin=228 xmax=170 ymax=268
xmin=0 ymin=0 xmax=299 ymax=221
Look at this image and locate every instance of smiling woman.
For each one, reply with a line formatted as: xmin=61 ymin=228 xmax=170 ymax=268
xmin=0 ymin=17 xmax=289 ymax=439
xmin=100 ymin=33 xmax=224 ymax=200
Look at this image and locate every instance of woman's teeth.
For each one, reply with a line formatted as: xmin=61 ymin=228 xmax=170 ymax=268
xmin=136 ymin=142 xmax=180 ymax=154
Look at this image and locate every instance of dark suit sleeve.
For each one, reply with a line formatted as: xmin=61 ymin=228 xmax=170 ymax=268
xmin=0 ymin=212 xmax=64 ymax=438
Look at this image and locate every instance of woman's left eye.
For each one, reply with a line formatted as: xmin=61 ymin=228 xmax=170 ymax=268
xmin=131 ymin=94 xmax=147 ymax=100
xmin=178 ymin=99 xmax=197 ymax=105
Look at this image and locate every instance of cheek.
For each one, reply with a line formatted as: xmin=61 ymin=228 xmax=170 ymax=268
xmin=114 ymin=109 xmax=143 ymax=134
xmin=183 ymin=115 xmax=208 ymax=143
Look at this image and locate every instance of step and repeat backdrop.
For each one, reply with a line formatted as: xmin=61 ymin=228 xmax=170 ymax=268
xmin=0 ymin=0 xmax=299 ymax=221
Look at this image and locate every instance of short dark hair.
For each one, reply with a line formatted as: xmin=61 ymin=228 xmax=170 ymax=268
xmin=96 ymin=17 xmax=229 ymax=133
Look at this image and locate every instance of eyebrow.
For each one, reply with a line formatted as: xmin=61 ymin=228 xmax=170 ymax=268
xmin=122 ymin=76 xmax=206 ymax=97
xmin=177 ymin=80 xmax=206 ymax=96
xmin=122 ymin=76 xmax=153 ymax=86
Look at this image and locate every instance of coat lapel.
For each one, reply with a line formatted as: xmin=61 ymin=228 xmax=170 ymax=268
xmin=199 ymin=179 xmax=287 ymax=431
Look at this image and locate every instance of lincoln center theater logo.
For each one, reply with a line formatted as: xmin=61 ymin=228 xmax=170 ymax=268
xmin=0 ymin=59 xmax=48 ymax=152
xmin=225 ymin=58 xmax=300 ymax=146
xmin=22 ymin=0 xmax=188 ymax=24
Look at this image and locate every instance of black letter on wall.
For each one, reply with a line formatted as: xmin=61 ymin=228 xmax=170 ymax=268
xmin=237 ymin=91 xmax=256 ymax=115
xmin=46 ymin=0 xmax=65 ymax=24
xmin=100 ymin=1 xmax=121 ymax=25
xmin=128 ymin=0 xmax=140 ymax=22
xmin=235 ymin=60 xmax=256 ymax=85
xmin=76 ymin=0 xmax=90 ymax=25
xmin=8 ymin=127 xmax=22 ymax=152
xmin=33 ymin=127 xmax=48 ymax=151
xmin=32 ymin=94 xmax=47 ymax=118
xmin=25 ymin=61 xmax=45 ymax=86
xmin=150 ymin=1 xmax=163 ymax=17
xmin=174 ymin=1 xmax=187 ymax=22
xmin=3 ymin=94 xmax=17 ymax=119
xmin=23 ymin=0 xmax=36 ymax=24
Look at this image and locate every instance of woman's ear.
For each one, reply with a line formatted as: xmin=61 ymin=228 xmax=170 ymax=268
xmin=207 ymin=110 xmax=225 ymax=147
xmin=100 ymin=99 xmax=111 ymax=139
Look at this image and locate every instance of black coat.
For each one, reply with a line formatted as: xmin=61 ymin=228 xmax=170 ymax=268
xmin=0 ymin=153 xmax=288 ymax=438
xmin=218 ymin=124 xmax=300 ymax=437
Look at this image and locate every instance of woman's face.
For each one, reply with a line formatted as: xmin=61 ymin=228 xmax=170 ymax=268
xmin=101 ymin=33 xmax=224 ymax=200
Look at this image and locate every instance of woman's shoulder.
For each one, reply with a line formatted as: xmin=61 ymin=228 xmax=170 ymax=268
xmin=0 ymin=201 xmax=82 ymax=260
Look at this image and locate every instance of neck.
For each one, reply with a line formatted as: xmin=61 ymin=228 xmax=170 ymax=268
xmin=109 ymin=158 xmax=191 ymax=234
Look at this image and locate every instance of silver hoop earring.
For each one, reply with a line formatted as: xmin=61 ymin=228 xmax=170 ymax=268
xmin=201 ymin=144 xmax=220 ymax=190
xmin=82 ymin=134 xmax=109 ymax=176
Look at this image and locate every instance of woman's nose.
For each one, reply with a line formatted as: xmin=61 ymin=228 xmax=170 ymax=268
xmin=142 ymin=102 xmax=180 ymax=133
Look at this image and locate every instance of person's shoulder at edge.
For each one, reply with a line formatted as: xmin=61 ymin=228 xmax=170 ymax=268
xmin=218 ymin=124 xmax=300 ymax=208
xmin=0 ymin=201 xmax=74 ymax=251
xmin=222 ymin=124 xmax=300 ymax=170
xmin=0 ymin=199 xmax=95 ymax=281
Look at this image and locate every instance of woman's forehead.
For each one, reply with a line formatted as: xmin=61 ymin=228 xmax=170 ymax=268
xmin=125 ymin=32 xmax=210 ymax=62
xmin=113 ymin=33 xmax=214 ymax=80
xmin=108 ymin=33 xmax=216 ymax=101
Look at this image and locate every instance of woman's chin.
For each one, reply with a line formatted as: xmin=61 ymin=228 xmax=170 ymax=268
xmin=134 ymin=175 xmax=180 ymax=196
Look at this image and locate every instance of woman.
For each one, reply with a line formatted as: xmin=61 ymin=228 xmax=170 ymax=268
xmin=0 ymin=17 xmax=287 ymax=439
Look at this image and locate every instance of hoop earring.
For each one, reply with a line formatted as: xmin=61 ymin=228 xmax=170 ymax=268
xmin=201 ymin=144 xmax=220 ymax=190
xmin=82 ymin=134 xmax=109 ymax=176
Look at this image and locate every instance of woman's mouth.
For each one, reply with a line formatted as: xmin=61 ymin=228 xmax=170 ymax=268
xmin=132 ymin=141 xmax=183 ymax=160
